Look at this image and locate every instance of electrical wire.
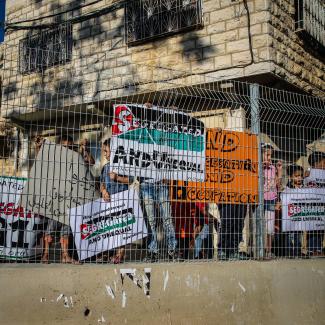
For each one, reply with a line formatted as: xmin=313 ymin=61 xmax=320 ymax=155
xmin=243 ymin=0 xmax=255 ymax=65
xmin=5 ymin=0 xmax=126 ymax=31
xmin=6 ymin=0 xmax=258 ymax=80
xmin=6 ymin=0 xmax=104 ymax=25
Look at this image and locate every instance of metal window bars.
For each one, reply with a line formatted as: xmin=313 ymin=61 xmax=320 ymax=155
xmin=294 ymin=0 xmax=325 ymax=51
xmin=18 ymin=23 xmax=73 ymax=74
xmin=0 ymin=44 xmax=325 ymax=264
xmin=126 ymin=0 xmax=203 ymax=45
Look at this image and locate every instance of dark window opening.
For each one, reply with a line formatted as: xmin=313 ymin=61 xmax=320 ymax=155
xmin=19 ymin=24 xmax=73 ymax=74
xmin=126 ymin=0 xmax=203 ymax=45
xmin=294 ymin=0 xmax=325 ymax=56
xmin=0 ymin=136 xmax=14 ymax=159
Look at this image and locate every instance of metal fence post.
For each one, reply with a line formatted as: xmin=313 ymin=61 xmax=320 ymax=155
xmin=250 ymin=84 xmax=265 ymax=259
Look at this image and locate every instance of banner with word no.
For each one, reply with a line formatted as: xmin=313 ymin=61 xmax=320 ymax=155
xmin=171 ymin=129 xmax=259 ymax=204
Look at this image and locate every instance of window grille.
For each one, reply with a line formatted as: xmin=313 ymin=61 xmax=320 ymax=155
xmin=295 ymin=0 xmax=325 ymax=53
xmin=19 ymin=24 xmax=73 ymax=74
xmin=126 ymin=0 xmax=203 ymax=45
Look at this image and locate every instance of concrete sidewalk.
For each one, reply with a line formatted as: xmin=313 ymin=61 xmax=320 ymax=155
xmin=0 ymin=260 xmax=324 ymax=325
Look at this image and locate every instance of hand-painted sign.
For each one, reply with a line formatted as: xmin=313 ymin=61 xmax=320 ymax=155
xmin=111 ymin=104 xmax=206 ymax=182
xmin=171 ymin=129 xmax=259 ymax=204
xmin=69 ymin=189 xmax=147 ymax=260
xmin=0 ymin=176 xmax=43 ymax=259
xmin=20 ymin=140 xmax=100 ymax=225
xmin=281 ymin=187 xmax=325 ymax=232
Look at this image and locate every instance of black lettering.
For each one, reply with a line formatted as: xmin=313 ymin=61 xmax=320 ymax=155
xmin=10 ymin=220 xmax=29 ymax=249
xmin=221 ymin=133 xmax=240 ymax=152
xmin=0 ymin=218 xmax=7 ymax=246
xmin=153 ymin=151 xmax=164 ymax=169
xmin=129 ymin=148 xmax=141 ymax=166
xmin=113 ymin=146 xmax=128 ymax=164
xmin=141 ymin=152 xmax=151 ymax=168
xmin=207 ymin=131 xmax=222 ymax=150
xmin=179 ymin=160 xmax=187 ymax=171
xmin=220 ymin=171 xmax=234 ymax=183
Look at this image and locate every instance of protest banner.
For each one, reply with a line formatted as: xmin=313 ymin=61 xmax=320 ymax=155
xmin=20 ymin=140 xmax=100 ymax=225
xmin=281 ymin=187 xmax=325 ymax=232
xmin=171 ymin=129 xmax=259 ymax=204
xmin=0 ymin=176 xmax=43 ymax=259
xmin=304 ymin=168 xmax=325 ymax=188
xmin=69 ymin=189 xmax=147 ymax=261
xmin=111 ymin=104 xmax=206 ymax=182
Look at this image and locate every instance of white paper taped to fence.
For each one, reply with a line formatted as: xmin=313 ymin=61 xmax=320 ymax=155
xmin=0 ymin=176 xmax=43 ymax=259
xmin=69 ymin=189 xmax=147 ymax=260
xmin=20 ymin=140 xmax=100 ymax=225
xmin=281 ymin=187 xmax=325 ymax=232
xmin=111 ymin=104 xmax=206 ymax=182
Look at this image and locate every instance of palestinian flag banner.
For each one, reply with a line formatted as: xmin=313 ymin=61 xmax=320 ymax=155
xmin=111 ymin=104 xmax=206 ymax=182
xmin=281 ymin=187 xmax=325 ymax=232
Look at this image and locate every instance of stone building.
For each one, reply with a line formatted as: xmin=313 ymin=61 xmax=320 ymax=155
xmin=0 ymin=0 xmax=324 ymax=174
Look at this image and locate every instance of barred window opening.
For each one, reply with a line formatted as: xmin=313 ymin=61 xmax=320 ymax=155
xmin=294 ymin=0 xmax=325 ymax=54
xmin=126 ymin=0 xmax=203 ymax=45
xmin=19 ymin=24 xmax=73 ymax=74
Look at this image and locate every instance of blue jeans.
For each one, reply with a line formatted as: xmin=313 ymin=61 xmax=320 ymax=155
xmin=194 ymin=223 xmax=209 ymax=258
xmin=140 ymin=182 xmax=177 ymax=253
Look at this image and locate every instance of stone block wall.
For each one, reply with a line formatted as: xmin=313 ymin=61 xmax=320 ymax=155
xmin=269 ymin=0 xmax=325 ymax=98
xmin=1 ymin=0 xmax=324 ymax=120
xmin=2 ymin=0 xmax=272 ymax=118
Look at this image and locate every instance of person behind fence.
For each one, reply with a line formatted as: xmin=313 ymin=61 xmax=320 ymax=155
xmin=172 ymin=202 xmax=194 ymax=259
xmin=190 ymin=203 xmax=210 ymax=259
xmin=42 ymin=135 xmax=94 ymax=264
xmin=99 ymin=138 xmax=132 ymax=263
xmin=305 ymin=151 xmax=325 ymax=257
xmin=140 ymin=103 xmax=180 ymax=262
xmin=262 ymin=143 xmax=283 ymax=258
xmin=217 ymin=203 xmax=248 ymax=260
xmin=282 ymin=164 xmax=305 ymax=257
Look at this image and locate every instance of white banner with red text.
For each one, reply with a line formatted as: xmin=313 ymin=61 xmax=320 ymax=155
xmin=281 ymin=187 xmax=325 ymax=232
xmin=0 ymin=176 xmax=44 ymax=260
xmin=69 ymin=189 xmax=147 ymax=261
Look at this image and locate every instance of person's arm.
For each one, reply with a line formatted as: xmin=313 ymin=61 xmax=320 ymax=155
xmin=192 ymin=224 xmax=202 ymax=239
xmin=276 ymin=161 xmax=283 ymax=190
xmin=34 ymin=136 xmax=44 ymax=156
xmin=109 ymin=172 xmax=130 ymax=184
xmin=100 ymin=182 xmax=111 ymax=202
xmin=80 ymin=139 xmax=95 ymax=166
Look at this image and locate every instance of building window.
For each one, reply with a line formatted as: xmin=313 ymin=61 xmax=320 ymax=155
xmin=19 ymin=24 xmax=72 ymax=74
xmin=294 ymin=0 xmax=325 ymax=53
xmin=126 ymin=0 xmax=203 ymax=45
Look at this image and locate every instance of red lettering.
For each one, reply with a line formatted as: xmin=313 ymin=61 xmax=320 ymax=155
xmin=13 ymin=206 xmax=24 ymax=218
xmin=0 ymin=203 xmax=33 ymax=218
xmin=5 ymin=203 xmax=14 ymax=215
xmin=0 ymin=202 xmax=4 ymax=213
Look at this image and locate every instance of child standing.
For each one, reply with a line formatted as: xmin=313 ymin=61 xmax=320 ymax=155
xmin=262 ymin=143 xmax=283 ymax=258
xmin=283 ymin=164 xmax=305 ymax=257
xmin=99 ymin=139 xmax=132 ymax=263
xmin=190 ymin=203 xmax=210 ymax=259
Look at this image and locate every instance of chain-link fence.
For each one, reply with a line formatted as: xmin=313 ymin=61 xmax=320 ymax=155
xmin=0 ymin=44 xmax=324 ymax=264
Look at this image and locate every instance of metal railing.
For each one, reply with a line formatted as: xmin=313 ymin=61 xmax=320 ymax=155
xmin=295 ymin=0 xmax=325 ymax=49
xmin=0 ymin=45 xmax=324 ymax=264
